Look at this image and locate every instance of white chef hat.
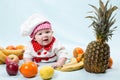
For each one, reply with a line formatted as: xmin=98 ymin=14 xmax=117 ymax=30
xmin=20 ymin=13 xmax=50 ymax=37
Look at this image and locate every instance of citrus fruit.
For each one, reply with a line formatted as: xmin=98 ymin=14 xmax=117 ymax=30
xmin=73 ymin=47 xmax=84 ymax=58
xmin=19 ymin=62 xmax=38 ymax=78
xmin=6 ymin=45 xmax=16 ymax=50
xmin=76 ymin=56 xmax=81 ymax=62
xmin=108 ymin=57 xmax=113 ymax=68
xmin=40 ymin=66 xmax=54 ymax=79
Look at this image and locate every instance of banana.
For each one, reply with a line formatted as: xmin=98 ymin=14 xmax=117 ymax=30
xmin=0 ymin=60 xmax=4 ymax=64
xmin=55 ymin=57 xmax=84 ymax=72
xmin=0 ymin=51 xmax=7 ymax=63
xmin=0 ymin=47 xmax=24 ymax=64
xmin=1 ymin=49 xmax=24 ymax=56
xmin=60 ymin=61 xmax=84 ymax=72
xmin=63 ymin=57 xmax=77 ymax=67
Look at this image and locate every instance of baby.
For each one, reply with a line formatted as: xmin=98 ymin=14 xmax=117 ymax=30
xmin=20 ymin=13 xmax=68 ymax=68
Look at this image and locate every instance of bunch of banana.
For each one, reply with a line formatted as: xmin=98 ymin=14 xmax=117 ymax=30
xmin=1 ymin=49 xmax=24 ymax=56
xmin=0 ymin=47 xmax=24 ymax=64
xmin=0 ymin=51 xmax=7 ymax=64
xmin=56 ymin=54 xmax=84 ymax=72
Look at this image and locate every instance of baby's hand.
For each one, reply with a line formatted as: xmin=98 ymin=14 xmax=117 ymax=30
xmin=52 ymin=57 xmax=67 ymax=68
xmin=51 ymin=62 xmax=63 ymax=69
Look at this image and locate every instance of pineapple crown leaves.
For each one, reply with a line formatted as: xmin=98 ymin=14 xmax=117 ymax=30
xmin=86 ymin=0 xmax=118 ymax=42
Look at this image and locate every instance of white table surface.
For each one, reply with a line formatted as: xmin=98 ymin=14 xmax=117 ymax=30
xmin=0 ymin=59 xmax=120 ymax=80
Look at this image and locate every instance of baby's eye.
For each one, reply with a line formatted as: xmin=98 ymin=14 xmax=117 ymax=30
xmin=45 ymin=31 xmax=50 ymax=33
xmin=38 ymin=33 xmax=42 ymax=35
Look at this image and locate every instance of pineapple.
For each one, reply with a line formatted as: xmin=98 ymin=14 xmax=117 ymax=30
xmin=84 ymin=0 xmax=117 ymax=73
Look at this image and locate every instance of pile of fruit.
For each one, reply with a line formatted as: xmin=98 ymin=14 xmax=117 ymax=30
xmin=56 ymin=47 xmax=84 ymax=72
xmin=19 ymin=62 xmax=55 ymax=79
xmin=0 ymin=45 xmax=113 ymax=78
xmin=56 ymin=47 xmax=113 ymax=72
xmin=0 ymin=45 xmax=25 ymax=64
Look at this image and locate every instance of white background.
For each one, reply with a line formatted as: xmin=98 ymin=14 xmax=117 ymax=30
xmin=0 ymin=0 xmax=120 ymax=80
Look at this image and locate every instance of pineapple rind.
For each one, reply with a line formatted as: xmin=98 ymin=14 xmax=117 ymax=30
xmin=84 ymin=41 xmax=110 ymax=73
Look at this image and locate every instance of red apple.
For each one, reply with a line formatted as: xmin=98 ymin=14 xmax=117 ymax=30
xmin=6 ymin=62 xmax=19 ymax=76
xmin=6 ymin=54 xmax=19 ymax=64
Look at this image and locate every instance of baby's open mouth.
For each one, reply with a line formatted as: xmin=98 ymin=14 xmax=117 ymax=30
xmin=43 ymin=39 xmax=48 ymax=41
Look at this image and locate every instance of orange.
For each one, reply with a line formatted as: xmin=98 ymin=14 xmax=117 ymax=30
xmin=6 ymin=45 xmax=16 ymax=50
xmin=73 ymin=47 xmax=84 ymax=58
xmin=76 ymin=57 xmax=81 ymax=62
xmin=108 ymin=57 xmax=113 ymax=68
xmin=76 ymin=54 xmax=84 ymax=62
xmin=19 ymin=62 xmax=38 ymax=78
xmin=16 ymin=45 xmax=25 ymax=50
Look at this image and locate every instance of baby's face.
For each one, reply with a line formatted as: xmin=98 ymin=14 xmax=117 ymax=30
xmin=34 ymin=29 xmax=53 ymax=46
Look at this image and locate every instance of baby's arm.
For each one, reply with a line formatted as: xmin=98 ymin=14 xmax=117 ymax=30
xmin=51 ymin=41 xmax=68 ymax=68
xmin=52 ymin=57 xmax=67 ymax=68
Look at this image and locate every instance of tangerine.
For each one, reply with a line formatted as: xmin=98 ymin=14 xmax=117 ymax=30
xmin=76 ymin=57 xmax=81 ymax=62
xmin=6 ymin=45 xmax=16 ymax=50
xmin=73 ymin=47 xmax=84 ymax=58
xmin=19 ymin=62 xmax=38 ymax=78
xmin=108 ymin=57 xmax=113 ymax=68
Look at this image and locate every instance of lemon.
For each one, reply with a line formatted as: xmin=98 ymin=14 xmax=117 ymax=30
xmin=40 ymin=66 xmax=54 ymax=79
